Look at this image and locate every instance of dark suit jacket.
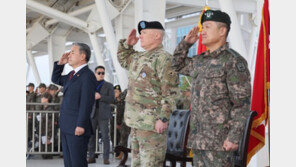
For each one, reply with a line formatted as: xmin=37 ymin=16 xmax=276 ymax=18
xmin=90 ymin=81 xmax=114 ymax=120
xmin=51 ymin=62 xmax=97 ymax=136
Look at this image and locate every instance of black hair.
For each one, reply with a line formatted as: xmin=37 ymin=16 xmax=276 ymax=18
xmin=72 ymin=43 xmax=91 ymax=62
xmin=95 ymin=66 xmax=105 ymax=71
xmin=216 ymin=22 xmax=230 ymax=38
xmin=41 ymin=92 xmax=53 ymax=103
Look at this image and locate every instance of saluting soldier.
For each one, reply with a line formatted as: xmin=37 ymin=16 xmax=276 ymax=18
xmin=117 ymin=21 xmax=179 ymax=166
xmin=172 ymin=10 xmax=251 ymax=167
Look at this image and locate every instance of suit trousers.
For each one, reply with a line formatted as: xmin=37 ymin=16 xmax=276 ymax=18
xmin=88 ymin=117 xmax=110 ymax=160
xmin=61 ymin=132 xmax=89 ymax=167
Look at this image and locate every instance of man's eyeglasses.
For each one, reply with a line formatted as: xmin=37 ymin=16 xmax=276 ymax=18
xmin=97 ymin=72 xmax=105 ymax=75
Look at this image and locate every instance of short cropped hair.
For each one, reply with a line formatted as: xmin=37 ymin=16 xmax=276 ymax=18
xmin=95 ymin=66 xmax=105 ymax=71
xmin=216 ymin=22 xmax=230 ymax=38
xmin=72 ymin=43 xmax=91 ymax=62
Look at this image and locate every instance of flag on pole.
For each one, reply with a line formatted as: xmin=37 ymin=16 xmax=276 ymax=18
xmin=197 ymin=6 xmax=210 ymax=54
xmin=247 ymin=0 xmax=270 ymax=164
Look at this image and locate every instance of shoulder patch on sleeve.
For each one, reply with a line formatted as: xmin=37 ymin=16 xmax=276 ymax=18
xmin=236 ymin=62 xmax=246 ymax=72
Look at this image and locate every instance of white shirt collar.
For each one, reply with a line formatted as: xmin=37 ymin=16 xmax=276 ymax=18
xmin=73 ymin=63 xmax=87 ymax=74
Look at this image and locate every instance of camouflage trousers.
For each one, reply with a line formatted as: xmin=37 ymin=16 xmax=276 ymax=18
xmin=119 ymin=122 xmax=131 ymax=147
xmin=130 ymin=128 xmax=167 ymax=167
xmin=110 ymin=118 xmax=120 ymax=147
xmin=192 ymin=149 xmax=234 ymax=167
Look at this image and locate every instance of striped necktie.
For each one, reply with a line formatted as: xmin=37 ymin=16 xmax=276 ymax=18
xmin=69 ymin=70 xmax=75 ymax=80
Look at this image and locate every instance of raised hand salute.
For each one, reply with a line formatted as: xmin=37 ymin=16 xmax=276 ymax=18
xmin=126 ymin=29 xmax=139 ymax=46
xmin=184 ymin=25 xmax=199 ymax=44
xmin=58 ymin=52 xmax=70 ymax=65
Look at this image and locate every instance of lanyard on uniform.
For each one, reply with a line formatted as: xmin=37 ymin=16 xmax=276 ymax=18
xmin=96 ymin=80 xmax=104 ymax=92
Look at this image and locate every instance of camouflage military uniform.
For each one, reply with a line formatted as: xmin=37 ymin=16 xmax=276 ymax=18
xmin=111 ymin=89 xmax=131 ymax=148
xmin=26 ymin=91 xmax=36 ymax=141
xmin=117 ymin=90 xmax=131 ymax=147
xmin=51 ymin=95 xmax=61 ymax=111
xmin=172 ymin=40 xmax=251 ymax=167
xmin=117 ymin=39 xmax=179 ymax=166
xmin=51 ymin=94 xmax=60 ymax=141
xmin=26 ymin=91 xmax=36 ymax=110
xmin=35 ymin=93 xmax=44 ymax=111
xmin=111 ymin=90 xmax=126 ymax=147
xmin=40 ymin=105 xmax=54 ymax=151
xmin=39 ymin=105 xmax=58 ymax=159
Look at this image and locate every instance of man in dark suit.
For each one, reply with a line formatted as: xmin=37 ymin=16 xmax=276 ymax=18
xmin=52 ymin=43 xmax=97 ymax=167
xmin=87 ymin=66 xmax=114 ymax=165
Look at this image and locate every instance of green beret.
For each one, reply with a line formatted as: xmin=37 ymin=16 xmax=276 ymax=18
xmin=201 ymin=10 xmax=231 ymax=28
xmin=138 ymin=20 xmax=164 ymax=34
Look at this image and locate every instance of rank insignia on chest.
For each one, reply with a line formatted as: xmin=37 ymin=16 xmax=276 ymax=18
xmin=141 ymin=72 xmax=146 ymax=78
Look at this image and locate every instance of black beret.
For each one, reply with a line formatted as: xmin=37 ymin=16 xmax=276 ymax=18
xmin=114 ymin=85 xmax=121 ymax=91
xmin=138 ymin=20 xmax=164 ymax=34
xmin=38 ymin=83 xmax=46 ymax=88
xmin=27 ymin=83 xmax=35 ymax=87
xmin=201 ymin=10 xmax=231 ymax=28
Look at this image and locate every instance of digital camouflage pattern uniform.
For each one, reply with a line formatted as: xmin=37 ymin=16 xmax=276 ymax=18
xmin=51 ymin=94 xmax=60 ymax=141
xmin=172 ymin=40 xmax=251 ymax=167
xmin=26 ymin=91 xmax=36 ymax=141
xmin=26 ymin=91 xmax=36 ymax=110
xmin=51 ymin=94 xmax=61 ymax=111
xmin=40 ymin=105 xmax=54 ymax=153
xmin=114 ymin=89 xmax=131 ymax=147
xmin=117 ymin=39 xmax=179 ymax=167
xmin=111 ymin=89 xmax=129 ymax=147
xmin=35 ymin=93 xmax=45 ymax=111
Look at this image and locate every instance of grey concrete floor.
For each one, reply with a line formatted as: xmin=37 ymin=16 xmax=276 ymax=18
xmin=26 ymin=153 xmax=193 ymax=167
xmin=26 ymin=153 xmax=130 ymax=167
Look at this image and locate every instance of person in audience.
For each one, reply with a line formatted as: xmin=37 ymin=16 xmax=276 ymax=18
xmin=39 ymin=92 xmax=54 ymax=159
xmin=87 ymin=66 xmax=114 ymax=165
xmin=48 ymin=84 xmax=61 ymax=111
xmin=26 ymin=82 xmax=36 ymax=143
xmin=112 ymin=85 xmax=130 ymax=160
xmin=36 ymin=83 xmax=47 ymax=111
